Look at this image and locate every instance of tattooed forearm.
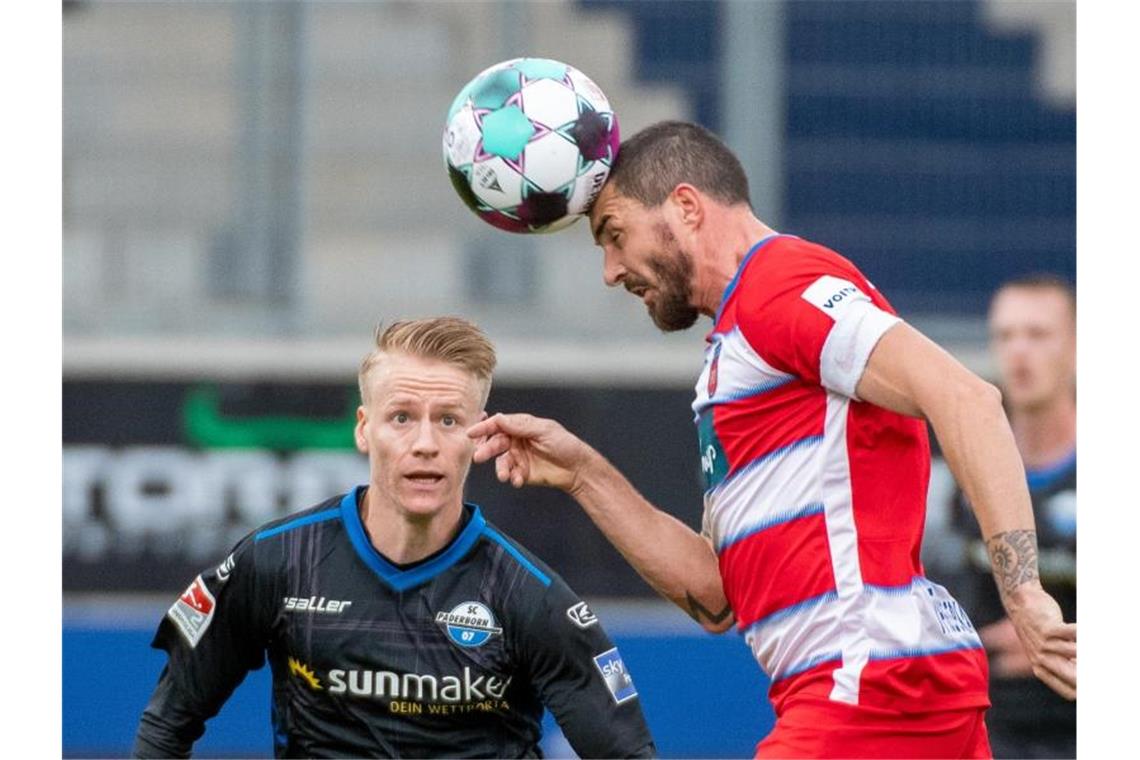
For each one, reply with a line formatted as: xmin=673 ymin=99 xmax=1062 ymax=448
xmin=986 ymin=529 xmax=1040 ymax=598
xmin=685 ymin=591 xmax=733 ymax=625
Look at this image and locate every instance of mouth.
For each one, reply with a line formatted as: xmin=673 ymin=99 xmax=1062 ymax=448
xmin=404 ymin=472 xmax=445 ymax=486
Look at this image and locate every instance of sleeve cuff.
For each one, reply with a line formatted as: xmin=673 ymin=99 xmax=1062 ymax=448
xmin=819 ymin=300 xmax=901 ymax=398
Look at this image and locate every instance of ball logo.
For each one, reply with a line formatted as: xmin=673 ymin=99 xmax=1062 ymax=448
xmin=436 ymin=601 xmax=503 ymax=648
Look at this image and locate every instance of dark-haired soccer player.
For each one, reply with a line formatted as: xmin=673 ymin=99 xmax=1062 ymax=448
xmin=133 ymin=317 xmax=655 ymax=759
xmin=946 ymin=275 xmax=1077 ymax=758
xmin=469 ymin=121 xmax=1075 ymax=758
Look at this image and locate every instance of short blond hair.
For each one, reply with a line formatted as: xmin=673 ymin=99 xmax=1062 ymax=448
xmin=358 ymin=317 xmax=497 ymax=406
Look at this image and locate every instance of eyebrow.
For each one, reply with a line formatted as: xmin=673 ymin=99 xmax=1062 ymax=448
xmin=591 ymin=213 xmax=612 ymax=245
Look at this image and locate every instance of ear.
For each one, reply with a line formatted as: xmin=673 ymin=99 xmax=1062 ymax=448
xmin=354 ymin=406 xmax=369 ymax=454
xmin=670 ymin=183 xmax=704 ymax=231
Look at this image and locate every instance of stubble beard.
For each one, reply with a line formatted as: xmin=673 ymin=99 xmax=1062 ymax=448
xmin=645 ymin=224 xmax=699 ymax=332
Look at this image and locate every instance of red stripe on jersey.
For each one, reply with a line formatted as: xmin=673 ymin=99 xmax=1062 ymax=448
xmin=767 ymin=657 xmax=844 ymax=717
xmin=720 ymin=512 xmax=836 ymax=629
xmin=858 ymin=646 xmax=990 ymax=713
xmin=713 ymin=380 xmax=826 ymax=478
xmin=846 ymin=403 xmax=932 ymax=586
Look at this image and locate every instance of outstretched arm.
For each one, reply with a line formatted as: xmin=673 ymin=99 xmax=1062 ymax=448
xmin=856 ymin=322 xmax=1077 ymax=700
xmin=469 ymin=413 xmax=734 ymax=632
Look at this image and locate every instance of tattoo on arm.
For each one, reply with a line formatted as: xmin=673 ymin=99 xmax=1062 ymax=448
xmin=986 ymin=529 xmax=1040 ymax=598
xmin=685 ymin=591 xmax=732 ymax=625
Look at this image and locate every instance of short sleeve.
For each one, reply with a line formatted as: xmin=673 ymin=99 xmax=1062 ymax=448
xmin=735 ymin=242 xmax=900 ymax=398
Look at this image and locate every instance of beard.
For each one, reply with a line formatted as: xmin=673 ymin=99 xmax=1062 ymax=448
xmin=638 ymin=223 xmax=699 ymax=332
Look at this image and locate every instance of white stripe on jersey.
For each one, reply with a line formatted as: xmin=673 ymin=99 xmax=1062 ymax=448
xmin=692 ymin=327 xmax=794 ymax=419
xmin=744 ymin=577 xmax=983 ymax=684
xmin=819 ymin=392 xmax=867 ymax=703
xmin=703 ymin=434 xmax=824 ymax=554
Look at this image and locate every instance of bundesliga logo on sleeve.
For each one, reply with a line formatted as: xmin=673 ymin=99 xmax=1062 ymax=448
xmin=168 ymin=575 xmax=216 ymax=648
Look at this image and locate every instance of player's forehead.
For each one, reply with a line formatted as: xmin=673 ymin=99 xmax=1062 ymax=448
xmin=589 ymin=183 xmax=649 ymax=241
xmin=989 ymin=287 xmax=1072 ymax=331
xmin=369 ymin=353 xmax=482 ymax=406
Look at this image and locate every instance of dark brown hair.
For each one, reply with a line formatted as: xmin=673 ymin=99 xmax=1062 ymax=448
xmin=607 ymin=121 xmax=751 ymax=208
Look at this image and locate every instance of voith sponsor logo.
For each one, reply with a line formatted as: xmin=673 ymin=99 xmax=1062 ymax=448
xmin=801 ymin=275 xmax=869 ymax=318
xmin=327 ymin=665 xmax=512 ymax=704
xmin=283 ymin=596 xmax=353 ymax=614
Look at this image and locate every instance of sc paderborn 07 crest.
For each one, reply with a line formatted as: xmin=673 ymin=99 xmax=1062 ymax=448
xmin=436 ymin=601 xmax=504 ymax=648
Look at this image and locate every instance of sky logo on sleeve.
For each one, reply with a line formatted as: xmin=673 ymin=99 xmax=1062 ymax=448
xmin=593 ymin=647 xmax=638 ymax=704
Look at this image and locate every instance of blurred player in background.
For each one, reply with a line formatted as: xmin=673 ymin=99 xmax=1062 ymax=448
xmin=945 ymin=276 xmax=1076 ymax=758
xmin=133 ymin=317 xmax=655 ymax=759
xmin=469 ymin=121 xmax=1075 ymax=758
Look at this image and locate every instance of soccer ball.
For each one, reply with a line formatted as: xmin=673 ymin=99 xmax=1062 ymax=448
xmin=442 ymin=57 xmax=620 ymax=234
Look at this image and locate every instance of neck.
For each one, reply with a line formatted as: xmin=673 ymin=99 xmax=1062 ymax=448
xmin=1009 ymin=395 xmax=1076 ymax=469
xmin=694 ymin=208 xmax=779 ymax=316
xmin=359 ymin=487 xmax=464 ymax=565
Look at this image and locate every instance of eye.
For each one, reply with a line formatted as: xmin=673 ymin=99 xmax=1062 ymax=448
xmin=441 ymin=414 xmax=457 ymax=427
xmin=393 ymin=412 xmax=410 ymax=424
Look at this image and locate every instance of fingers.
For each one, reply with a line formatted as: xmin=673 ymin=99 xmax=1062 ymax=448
xmin=1041 ymin=636 xmax=1077 ymax=660
xmin=493 ymin=452 xmax=529 ymax=488
xmin=473 ymin=433 xmax=513 ymax=464
xmin=1032 ymin=654 xmax=1077 ymax=700
xmin=467 ymin=412 xmax=543 ymax=441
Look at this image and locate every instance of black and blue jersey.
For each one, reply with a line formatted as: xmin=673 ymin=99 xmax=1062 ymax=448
xmin=133 ymin=487 xmax=655 ymax=758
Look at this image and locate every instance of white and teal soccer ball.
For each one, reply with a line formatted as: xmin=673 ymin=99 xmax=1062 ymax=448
xmin=443 ymin=57 xmax=620 ymax=234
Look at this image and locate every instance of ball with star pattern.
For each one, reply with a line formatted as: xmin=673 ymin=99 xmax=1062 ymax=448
xmin=443 ymin=58 xmax=620 ymax=233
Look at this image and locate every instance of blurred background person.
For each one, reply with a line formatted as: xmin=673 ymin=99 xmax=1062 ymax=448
xmin=941 ymin=274 xmax=1076 ymax=758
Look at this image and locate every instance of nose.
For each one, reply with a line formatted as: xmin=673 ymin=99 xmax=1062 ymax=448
xmin=411 ymin=418 xmax=440 ymax=457
xmin=601 ymin=245 xmax=626 ymax=287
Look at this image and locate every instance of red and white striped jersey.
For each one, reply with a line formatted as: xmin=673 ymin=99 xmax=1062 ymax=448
xmin=693 ymin=235 xmax=989 ymax=716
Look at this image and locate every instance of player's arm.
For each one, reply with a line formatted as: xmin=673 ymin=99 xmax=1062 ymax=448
xmin=855 ymin=321 xmax=1077 ymax=699
xmin=468 ymin=414 xmax=734 ymax=633
xmin=518 ymin=583 xmax=656 ymax=758
xmin=133 ymin=538 xmax=270 ymax=758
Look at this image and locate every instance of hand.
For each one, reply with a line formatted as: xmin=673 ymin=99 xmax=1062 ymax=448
xmin=978 ymin=618 xmax=1033 ymax=678
xmin=467 ymin=413 xmax=595 ymax=493
xmin=1004 ymin=585 xmax=1077 ymax=699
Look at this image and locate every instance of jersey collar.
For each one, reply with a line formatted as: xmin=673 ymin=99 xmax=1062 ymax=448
xmin=712 ymin=234 xmax=788 ymax=327
xmin=339 ymin=486 xmax=487 ymax=592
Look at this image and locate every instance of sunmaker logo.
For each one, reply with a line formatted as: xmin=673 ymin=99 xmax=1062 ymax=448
xmin=288 ymin=657 xmax=323 ymax=690
xmin=328 ymin=665 xmax=512 ymax=704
